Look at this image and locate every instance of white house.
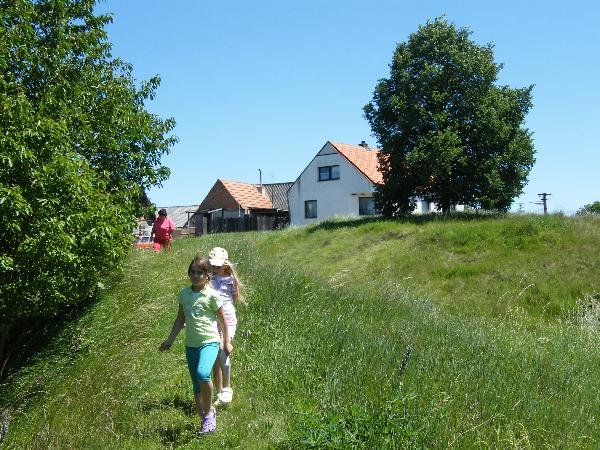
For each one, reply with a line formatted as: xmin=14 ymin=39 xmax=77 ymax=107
xmin=288 ymin=141 xmax=460 ymax=226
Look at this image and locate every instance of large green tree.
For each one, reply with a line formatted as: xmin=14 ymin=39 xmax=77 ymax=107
xmin=0 ymin=0 xmax=176 ymax=373
xmin=364 ymin=18 xmax=535 ymax=216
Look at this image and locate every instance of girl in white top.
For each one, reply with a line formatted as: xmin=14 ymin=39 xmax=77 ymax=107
xmin=209 ymin=247 xmax=244 ymax=405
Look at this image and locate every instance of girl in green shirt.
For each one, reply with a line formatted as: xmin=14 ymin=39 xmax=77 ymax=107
xmin=159 ymin=255 xmax=233 ymax=434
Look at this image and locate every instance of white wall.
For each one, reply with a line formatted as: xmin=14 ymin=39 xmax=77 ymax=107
xmin=288 ymin=143 xmax=377 ymax=226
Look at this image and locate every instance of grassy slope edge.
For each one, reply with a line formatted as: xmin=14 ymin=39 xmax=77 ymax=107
xmin=1 ymin=214 xmax=599 ymax=448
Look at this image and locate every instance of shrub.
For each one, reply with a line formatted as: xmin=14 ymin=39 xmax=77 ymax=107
xmin=0 ymin=0 xmax=175 ymax=375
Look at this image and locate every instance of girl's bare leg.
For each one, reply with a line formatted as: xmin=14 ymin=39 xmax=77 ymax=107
xmin=212 ymin=359 xmax=223 ymax=395
xmin=199 ymin=380 xmax=213 ymax=416
xmin=194 ymin=392 xmax=203 ymax=417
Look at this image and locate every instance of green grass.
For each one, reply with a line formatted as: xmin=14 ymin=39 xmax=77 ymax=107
xmin=1 ymin=214 xmax=599 ymax=448
xmin=257 ymin=213 xmax=600 ymax=327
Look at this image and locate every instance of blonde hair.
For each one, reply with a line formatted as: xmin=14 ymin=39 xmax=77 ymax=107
xmin=222 ymin=259 xmax=246 ymax=305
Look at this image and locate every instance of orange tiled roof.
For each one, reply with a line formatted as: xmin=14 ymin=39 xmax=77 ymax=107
xmin=220 ymin=179 xmax=273 ymax=209
xmin=329 ymin=142 xmax=383 ymax=184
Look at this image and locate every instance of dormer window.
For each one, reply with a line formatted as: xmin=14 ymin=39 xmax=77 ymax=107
xmin=318 ymin=165 xmax=340 ymax=181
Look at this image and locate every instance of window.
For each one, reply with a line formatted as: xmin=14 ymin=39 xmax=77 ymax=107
xmin=359 ymin=197 xmax=377 ymax=216
xmin=305 ymin=200 xmax=317 ymax=218
xmin=318 ymin=165 xmax=340 ymax=181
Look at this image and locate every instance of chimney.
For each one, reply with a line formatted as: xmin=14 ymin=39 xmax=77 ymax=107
xmin=359 ymin=140 xmax=369 ymax=149
xmin=258 ymin=168 xmax=265 ymax=196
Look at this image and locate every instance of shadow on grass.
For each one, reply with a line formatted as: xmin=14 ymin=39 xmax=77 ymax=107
xmin=139 ymin=393 xmax=197 ymax=417
xmin=0 ymin=290 xmax=109 ymax=391
xmin=138 ymin=395 xmax=201 ymax=446
xmin=157 ymin=422 xmax=197 ymax=447
xmin=306 ymin=212 xmax=506 ymax=233
xmin=1 ymin=269 xmax=128 ymax=406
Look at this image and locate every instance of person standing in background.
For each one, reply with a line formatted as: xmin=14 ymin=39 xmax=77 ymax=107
xmin=150 ymin=208 xmax=175 ymax=252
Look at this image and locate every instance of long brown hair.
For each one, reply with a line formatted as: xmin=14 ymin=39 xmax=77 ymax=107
xmin=223 ymin=260 xmax=246 ymax=305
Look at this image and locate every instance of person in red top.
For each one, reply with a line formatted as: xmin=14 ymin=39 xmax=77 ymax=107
xmin=150 ymin=208 xmax=175 ymax=252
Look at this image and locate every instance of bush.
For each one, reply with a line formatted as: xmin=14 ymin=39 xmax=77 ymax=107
xmin=0 ymin=0 xmax=175 ymax=375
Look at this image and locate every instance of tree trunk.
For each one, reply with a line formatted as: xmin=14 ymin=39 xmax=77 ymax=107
xmin=440 ymin=199 xmax=452 ymax=215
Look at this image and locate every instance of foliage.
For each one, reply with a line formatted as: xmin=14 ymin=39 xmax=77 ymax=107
xmin=364 ymin=17 xmax=535 ymax=215
xmin=0 ymin=0 xmax=176 ymax=368
xmin=576 ymin=201 xmax=600 ymax=215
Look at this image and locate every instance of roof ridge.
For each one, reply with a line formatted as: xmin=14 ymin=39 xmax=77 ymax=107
xmin=328 ymin=141 xmax=383 ymax=184
xmin=329 ymin=141 xmax=381 ymax=152
xmin=220 ymin=178 xmax=257 ymax=185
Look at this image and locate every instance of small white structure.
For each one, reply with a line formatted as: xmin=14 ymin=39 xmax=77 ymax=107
xmin=288 ymin=141 xmax=462 ymax=226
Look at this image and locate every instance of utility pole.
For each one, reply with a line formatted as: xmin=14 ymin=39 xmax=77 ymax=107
xmin=538 ymin=193 xmax=551 ymax=214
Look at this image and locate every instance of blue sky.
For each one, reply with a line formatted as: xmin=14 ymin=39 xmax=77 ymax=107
xmin=96 ymin=0 xmax=599 ymax=214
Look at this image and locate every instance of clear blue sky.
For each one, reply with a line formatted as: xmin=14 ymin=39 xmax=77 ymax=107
xmin=96 ymin=0 xmax=599 ymax=214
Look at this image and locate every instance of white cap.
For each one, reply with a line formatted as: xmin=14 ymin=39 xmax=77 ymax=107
xmin=208 ymin=247 xmax=228 ymax=266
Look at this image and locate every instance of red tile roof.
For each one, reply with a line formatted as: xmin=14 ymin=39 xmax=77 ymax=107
xmin=329 ymin=142 xmax=383 ymax=184
xmin=222 ymin=180 xmax=273 ymax=209
xmin=199 ymin=179 xmax=274 ymax=211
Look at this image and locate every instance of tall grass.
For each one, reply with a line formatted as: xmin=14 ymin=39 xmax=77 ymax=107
xmin=1 ymin=214 xmax=599 ymax=448
xmin=257 ymin=214 xmax=600 ymax=327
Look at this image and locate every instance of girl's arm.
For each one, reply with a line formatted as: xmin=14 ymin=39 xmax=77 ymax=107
xmin=217 ymin=307 xmax=233 ymax=355
xmin=159 ymin=305 xmax=185 ymax=351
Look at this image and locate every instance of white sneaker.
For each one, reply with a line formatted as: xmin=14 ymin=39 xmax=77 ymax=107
xmin=219 ymin=387 xmax=233 ymax=404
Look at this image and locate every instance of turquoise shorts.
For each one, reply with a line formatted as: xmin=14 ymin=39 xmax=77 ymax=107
xmin=185 ymin=342 xmax=219 ymax=394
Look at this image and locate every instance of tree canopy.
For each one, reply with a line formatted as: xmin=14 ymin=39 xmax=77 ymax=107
xmin=0 ymin=0 xmax=176 ymax=366
xmin=576 ymin=201 xmax=600 ymax=216
xmin=364 ymin=18 xmax=535 ymax=216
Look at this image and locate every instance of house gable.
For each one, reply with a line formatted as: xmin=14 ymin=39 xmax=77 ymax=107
xmin=198 ymin=180 xmax=242 ymax=211
xmin=222 ymin=179 xmax=273 ymax=209
xmin=198 ymin=179 xmax=276 ymax=213
xmin=288 ymin=141 xmax=380 ymax=226
xmin=316 ymin=142 xmax=338 ymax=156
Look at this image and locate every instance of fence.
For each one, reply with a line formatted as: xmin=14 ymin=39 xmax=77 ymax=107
xmin=208 ymin=215 xmax=277 ymax=233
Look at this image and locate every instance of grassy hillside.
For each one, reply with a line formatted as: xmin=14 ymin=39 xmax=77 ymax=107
xmin=256 ymin=213 xmax=600 ymax=326
xmin=1 ymin=214 xmax=599 ymax=448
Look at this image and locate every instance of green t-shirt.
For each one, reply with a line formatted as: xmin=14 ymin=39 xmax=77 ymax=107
xmin=178 ymin=285 xmax=223 ymax=347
